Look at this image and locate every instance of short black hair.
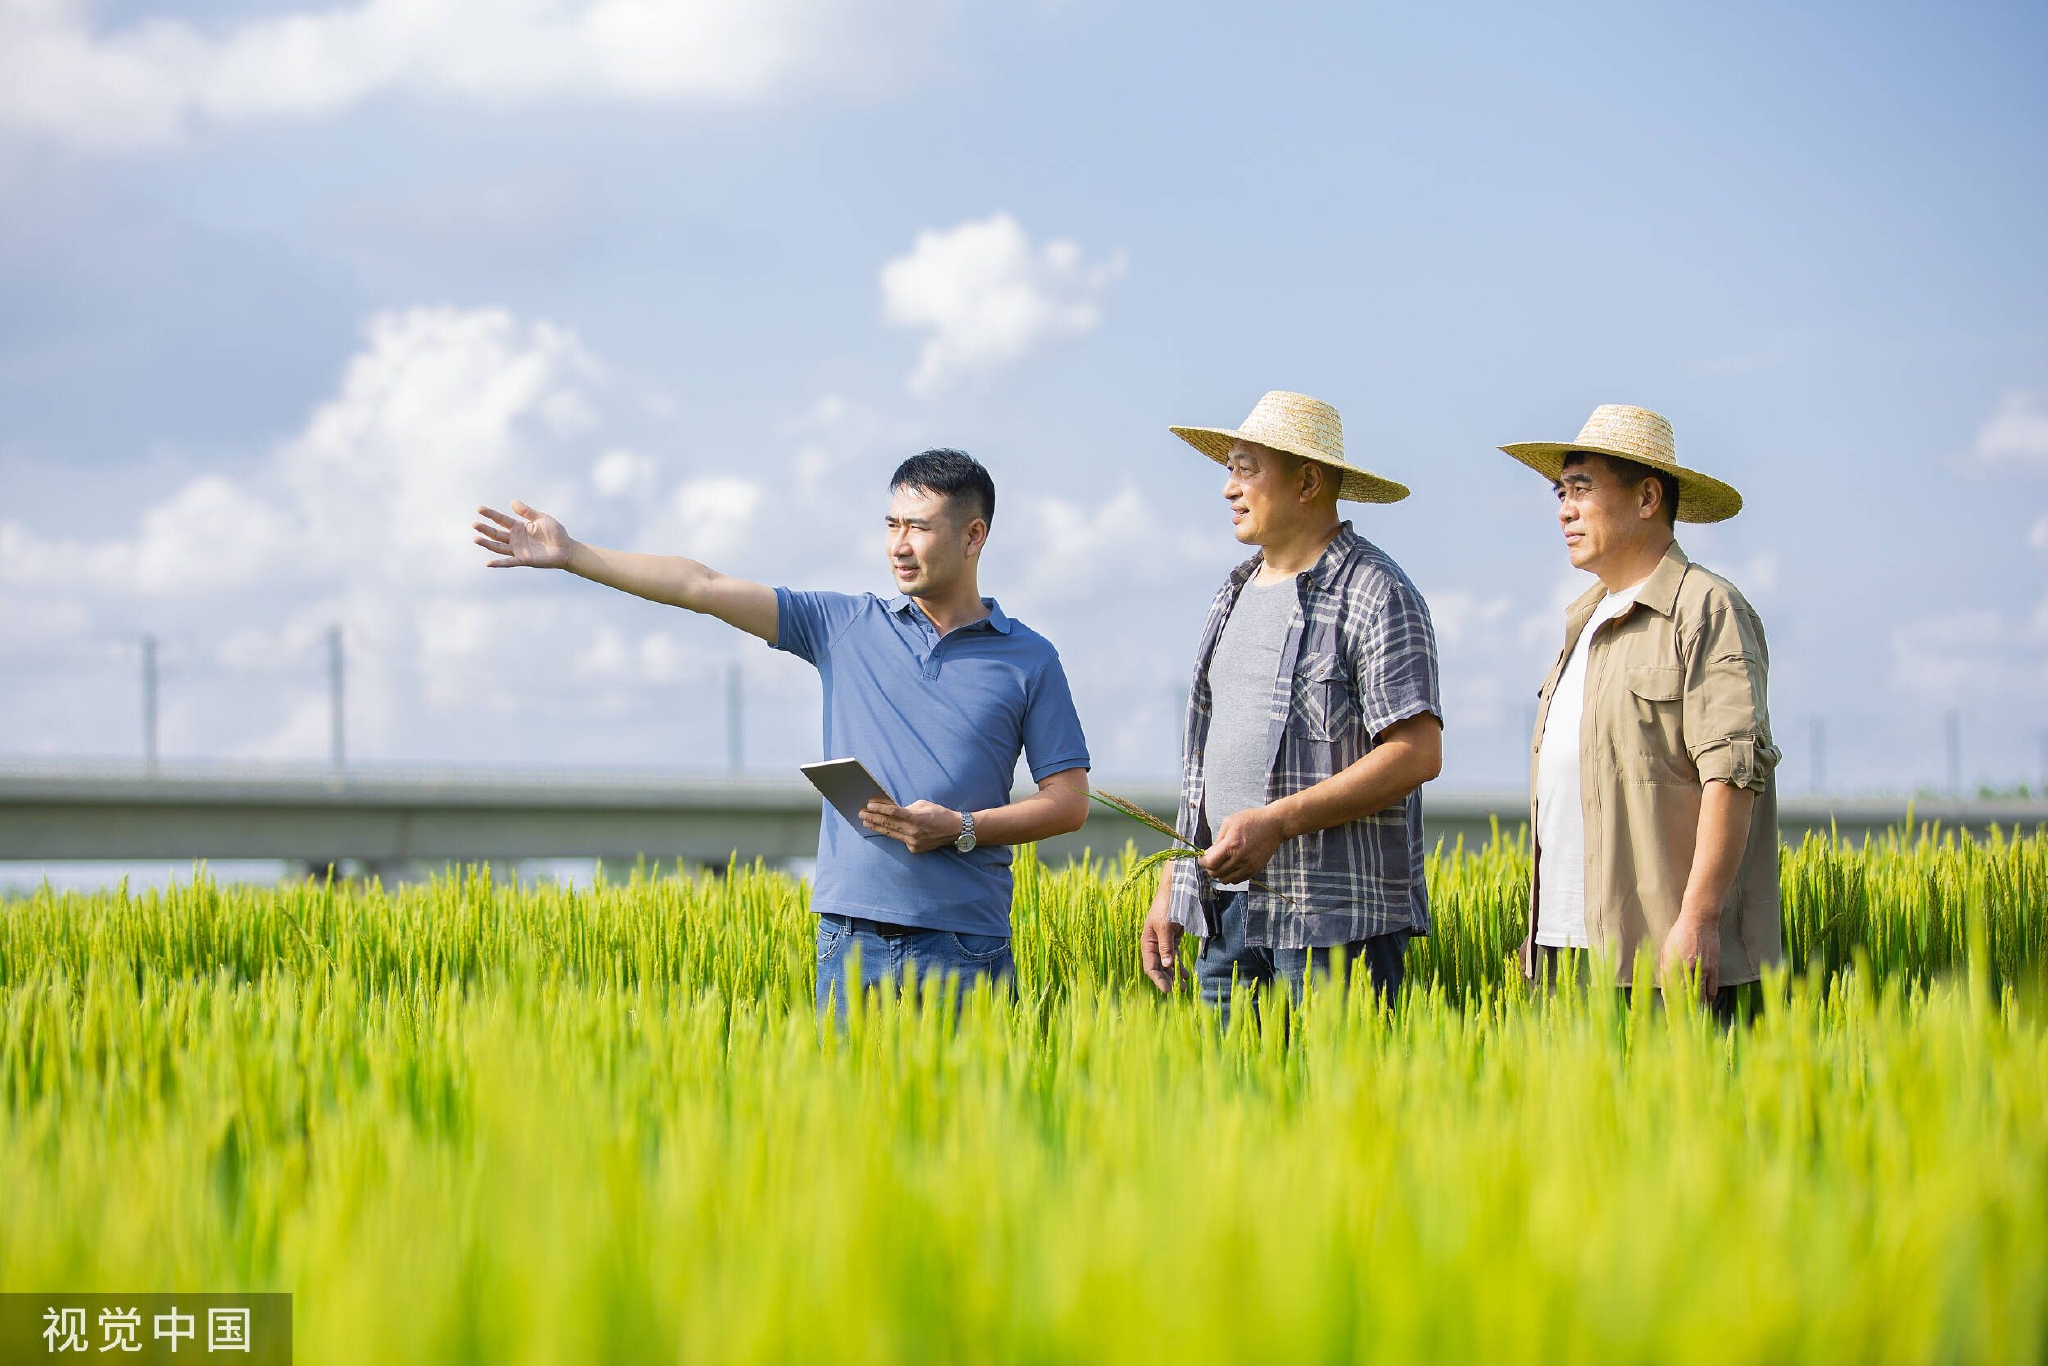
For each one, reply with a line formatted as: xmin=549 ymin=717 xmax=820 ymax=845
xmin=1563 ymin=451 xmax=1679 ymax=527
xmin=890 ymin=448 xmax=995 ymax=526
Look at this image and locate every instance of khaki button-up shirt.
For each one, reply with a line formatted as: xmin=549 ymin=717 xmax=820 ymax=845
xmin=1524 ymin=542 xmax=1784 ymax=985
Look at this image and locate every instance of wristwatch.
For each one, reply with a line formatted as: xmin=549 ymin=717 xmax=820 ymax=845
xmin=954 ymin=810 xmax=977 ymax=853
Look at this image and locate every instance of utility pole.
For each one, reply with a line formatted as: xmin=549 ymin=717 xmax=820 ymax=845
xmin=141 ymin=634 xmax=159 ymax=775
xmin=727 ymin=661 xmax=744 ymax=777
xmin=328 ymin=624 xmax=345 ymax=772
xmin=1809 ymin=718 xmax=1825 ymax=796
xmin=1944 ymin=709 xmax=1961 ymax=799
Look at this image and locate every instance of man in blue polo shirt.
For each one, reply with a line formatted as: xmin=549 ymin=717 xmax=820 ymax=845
xmin=473 ymin=448 xmax=1091 ymax=1010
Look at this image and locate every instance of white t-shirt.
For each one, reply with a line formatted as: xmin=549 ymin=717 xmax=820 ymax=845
xmin=1534 ymin=582 xmax=1644 ymax=949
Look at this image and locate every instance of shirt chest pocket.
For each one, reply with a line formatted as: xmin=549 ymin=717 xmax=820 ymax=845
xmin=1621 ymin=663 xmax=1690 ymax=781
xmin=1289 ymin=651 xmax=1358 ymax=743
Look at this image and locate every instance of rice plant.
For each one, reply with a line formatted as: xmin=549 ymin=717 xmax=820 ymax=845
xmin=2 ymin=824 xmax=2044 ymax=1364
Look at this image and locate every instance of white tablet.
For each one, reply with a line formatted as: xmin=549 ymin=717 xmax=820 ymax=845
xmin=799 ymin=758 xmax=898 ymax=831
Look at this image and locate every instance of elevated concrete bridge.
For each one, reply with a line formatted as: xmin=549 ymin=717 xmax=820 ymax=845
xmin=2 ymin=761 xmax=2042 ymax=878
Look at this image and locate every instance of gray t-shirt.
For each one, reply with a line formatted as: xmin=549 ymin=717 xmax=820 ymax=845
xmin=1201 ymin=575 xmax=1297 ymax=887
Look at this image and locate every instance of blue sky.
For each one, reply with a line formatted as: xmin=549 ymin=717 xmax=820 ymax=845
xmin=1 ymin=0 xmax=2044 ymax=793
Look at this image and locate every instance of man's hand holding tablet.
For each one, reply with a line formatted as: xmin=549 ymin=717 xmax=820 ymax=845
xmin=800 ymin=759 xmax=969 ymax=855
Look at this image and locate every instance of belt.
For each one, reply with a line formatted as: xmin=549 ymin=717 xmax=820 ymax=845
xmin=821 ymin=912 xmax=917 ymax=938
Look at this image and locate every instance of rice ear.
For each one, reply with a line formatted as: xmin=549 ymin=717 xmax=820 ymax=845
xmin=1092 ymin=789 xmax=1305 ymax=909
xmin=1089 ymin=789 xmax=1195 ymax=848
xmin=1118 ymin=846 xmax=1202 ymax=896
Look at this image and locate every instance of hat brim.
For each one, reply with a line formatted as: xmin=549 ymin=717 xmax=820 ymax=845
xmin=1170 ymin=425 xmax=1411 ymax=504
xmin=1498 ymin=441 xmax=1743 ymax=524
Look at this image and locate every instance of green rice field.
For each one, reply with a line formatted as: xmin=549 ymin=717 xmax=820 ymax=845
xmin=4 ymin=827 xmax=2046 ymax=1363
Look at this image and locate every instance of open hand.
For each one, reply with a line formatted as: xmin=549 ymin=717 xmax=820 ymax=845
xmin=1198 ymin=806 xmax=1285 ymax=885
xmin=474 ymin=501 xmax=572 ymax=569
xmin=860 ymin=799 xmax=964 ymax=854
xmin=1659 ymin=912 xmax=1722 ymax=1003
xmin=1140 ymin=902 xmax=1183 ymax=993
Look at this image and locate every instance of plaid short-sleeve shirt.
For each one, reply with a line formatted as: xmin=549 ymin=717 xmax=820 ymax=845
xmin=1167 ymin=522 xmax=1442 ymax=949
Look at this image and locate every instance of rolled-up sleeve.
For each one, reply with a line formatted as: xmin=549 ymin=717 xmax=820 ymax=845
xmin=1682 ymin=601 xmax=1775 ymax=793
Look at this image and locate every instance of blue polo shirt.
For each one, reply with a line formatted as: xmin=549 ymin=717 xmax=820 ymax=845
xmin=772 ymin=589 xmax=1091 ymax=937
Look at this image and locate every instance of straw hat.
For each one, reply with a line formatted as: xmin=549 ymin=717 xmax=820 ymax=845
xmin=1499 ymin=404 xmax=1743 ymax=523
xmin=1170 ymin=390 xmax=1410 ymax=504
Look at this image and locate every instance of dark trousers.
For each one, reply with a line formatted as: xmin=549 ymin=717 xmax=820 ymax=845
xmin=1535 ymin=945 xmax=1762 ymax=1028
xmin=1196 ymin=890 xmax=1407 ymax=1027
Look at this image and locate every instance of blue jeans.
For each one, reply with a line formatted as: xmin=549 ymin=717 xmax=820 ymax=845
xmin=815 ymin=913 xmax=1016 ymax=1015
xmin=1196 ymin=890 xmax=1407 ymax=1026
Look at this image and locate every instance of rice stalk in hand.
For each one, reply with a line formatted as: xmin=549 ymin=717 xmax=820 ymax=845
xmin=1088 ymin=789 xmax=1191 ymax=847
xmin=1089 ymin=787 xmax=1299 ymax=906
xmin=1117 ymin=847 xmax=1202 ymax=897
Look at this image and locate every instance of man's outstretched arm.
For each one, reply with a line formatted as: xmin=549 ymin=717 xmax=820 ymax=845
xmin=474 ymin=500 xmax=779 ymax=643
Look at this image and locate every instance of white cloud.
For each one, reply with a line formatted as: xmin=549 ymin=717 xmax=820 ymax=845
xmin=1889 ymin=602 xmax=2048 ymax=701
xmin=0 ymin=0 xmax=946 ymax=152
xmin=232 ymin=689 xmax=340 ymax=762
xmin=639 ymin=630 xmax=691 ymax=682
xmin=773 ymin=391 xmax=924 ymax=503
xmin=1705 ymin=549 xmax=1779 ymax=599
xmin=1414 ymin=588 xmax=1527 ymax=733
xmin=0 ymin=306 xmax=617 ymax=756
xmin=1012 ymin=485 xmax=1211 ymax=605
xmin=278 ymin=306 xmax=602 ymax=588
xmin=592 ymin=448 xmax=657 ymax=498
xmin=1741 ymin=552 xmax=1779 ymax=595
xmin=2030 ymin=515 xmax=2048 ymax=551
xmin=215 ymin=619 xmax=335 ymax=675
xmin=667 ymin=475 xmax=764 ymax=562
xmin=1423 ymin=588 xmax=1513 ymax=651
xmin=880 ymin=212 xmax=1125 ymax=395
xmin=412 ymin=593 xmax=556 ymax=713
xmin=569 ymin=624 xmax=709 ymax=686
xmin=0 ymin=587 xmax=90 ymax=641
xmin=783 ymin=393 xmax=853 ymax=489
xmin=0 ymin=474 xmax=290 ymax=596
xmin=1972 ymin=389 xmax=2048 ymax=471
xmin=574 ymin=624 xmax=635 ymax=682
xmin=0 ymin=304 xmax=866 ymax=768
xmin=1518 ymin=574 xmax=1593 ymax=648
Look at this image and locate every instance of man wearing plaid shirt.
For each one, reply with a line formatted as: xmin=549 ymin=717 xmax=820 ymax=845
xmin=1140 ymin=392 xmax=1443 ymax=1015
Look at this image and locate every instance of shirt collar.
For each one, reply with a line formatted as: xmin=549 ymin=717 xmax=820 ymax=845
xmin=889 ymin=594 xmax=1012 ymax=634
xmin=1563 ymin=540 xmax=1689 ymax=632
xmin=1307 ymin=521 xmax=1364 ymax=588
xmin=1631 ymin=541 xmax=1691 ymax=618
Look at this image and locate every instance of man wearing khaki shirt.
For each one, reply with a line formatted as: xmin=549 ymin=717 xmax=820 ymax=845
xmin=1500 ymin=405 xmax=1782 ymax=1020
